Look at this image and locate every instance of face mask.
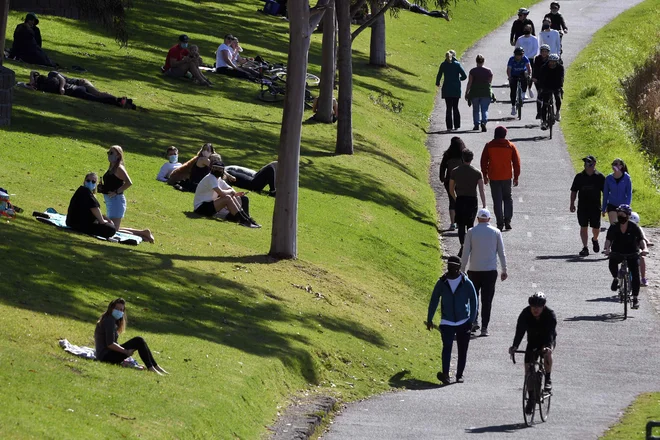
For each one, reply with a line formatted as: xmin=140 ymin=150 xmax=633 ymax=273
xmin=84 ymin=181 xmax=96 ymax=191
xmin=612 ymin=165 xmax=620 ymax=172
xmin=584 ymin=162 xmax=593 ymax=170
xmin=181 ymin=43 xmax=189 ymax=48
xmin=618 ymin=216 xmax=628 ymax=224
xmin=109 ymin=153 xmax=118 ymax=163
xmin=111 ymin=309 xmax=124 ymax=320
xmin=202 ymin=151 xmax=211 ymax=158
xmin=542 ymin=24 xmax=550 ymax=30
xmin=168 ymin=154 xmax=178 ymax=164
xmin=523 ymin=30 xmax=531 ymax=35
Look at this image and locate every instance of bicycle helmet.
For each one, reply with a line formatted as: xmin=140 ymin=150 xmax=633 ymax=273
xmin=540 ymin=44 xmax=551 ymax=52
xmin=630 ymin=212 xmax=640 ymax=224
xmin=616 ymin=204 xmax=632 ymax=216
xmin=514 ymin=47 xmax=525 ymax=55
xmin=550 ymin=1 xmax=560 ymax=9
xmin=518 ymin=7 xmax=530 ymax=15
xmin=529 ymin=292 xmax=547 ymax=307
xmin=548 ymin=53 xmax=560 ymax=61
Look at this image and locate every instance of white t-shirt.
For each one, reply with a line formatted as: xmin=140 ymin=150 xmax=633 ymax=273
xmin=539 ymin=30 xmax=561 ymax=56
xmin=193 ymin=173 xmax=232 ymax=209
xmin=515 ymin=35 xmax=539 ymax=59
xmin=156 ymin=162 xmax=181 ymax=182
xmin=216 ymin=43 xmax=232 ymax=68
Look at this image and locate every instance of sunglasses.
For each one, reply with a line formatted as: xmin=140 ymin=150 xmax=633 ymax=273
xmin=86 ymin=179 xmax=97 ymax=184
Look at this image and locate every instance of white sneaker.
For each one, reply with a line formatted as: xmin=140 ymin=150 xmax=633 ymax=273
xmin=511 ymin=106 xmax=517 ymax=116
xmin=555 ymin=110 xmax=561 ymax=121
xmin=528 ymin=88 xmax=534 ymax=98
xmin=522 ymin=91 xmax=526 ymax=100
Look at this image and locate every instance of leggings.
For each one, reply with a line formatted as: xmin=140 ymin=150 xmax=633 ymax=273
xmin=216 ymin=66 xmax=255 ymax=80
xmin=609 ymin=255 xmax=641 ymax=297
xmin=444 ymin=97 xmax=460 ymax=130
xmin=68 ymin=86 xmax=118 ymax=106
xmin=227 ymin=163 xmax=276 ymax=192
xmin=509 ymin=76 xmax=528 ymax=104
xmin=440 ymin=321 xmax=471 ymax=378
xmin=100 ymin=337 xmax=158 ymax=369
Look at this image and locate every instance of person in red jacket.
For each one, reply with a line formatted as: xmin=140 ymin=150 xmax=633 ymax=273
xmin=480 ymin=126 xmax=521 ymax=230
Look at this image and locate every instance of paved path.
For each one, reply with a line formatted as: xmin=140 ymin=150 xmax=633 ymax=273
xmin=324 ymin=1 xmax=660 ymax=438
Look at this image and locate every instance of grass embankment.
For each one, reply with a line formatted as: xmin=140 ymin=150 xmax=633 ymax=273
xmin=562 ymin=0 xmax=660 ymax=225
xmin=601 ymin=393 xmax=660 ymax=439
xmin=2 ymin=1 xmax=527 ymax=438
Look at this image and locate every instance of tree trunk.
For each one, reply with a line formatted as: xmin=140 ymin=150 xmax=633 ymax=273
xmin=368 ymin=0 xmax=387 ymax=66
xmin=0 ymin=0 xmax=9 ymax=66
xmin=335 ymin=0 xmax=353 ymax=155
xmin=269 ymin=0 xmax=312 ymax=259
xmin=315 ymin=0 xmax=336 ymax=123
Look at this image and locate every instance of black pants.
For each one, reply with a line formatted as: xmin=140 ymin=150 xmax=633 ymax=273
xmin=67 ymin=86 xmax=118 ymax=106
xmin=216 ymin=66 xmax=255 ymax=80
xmin=609 ymin=255 xmax=641 ymax=296
xmin=440 ymin=322 xmax=471 ymax=378
xmin=100 ymin=337 xmax=158 ymax=369
xmin=468 ymin=270 xmax=498 ymax=329
xmin=444 ymin=97 xmax=460 ymax=130
xmin=509 ymin=76 xmax=528 ymax=104
xmin=15 ymin=48 xmax=55 ymax=67
xmin=73 ymin=222 xmax=117 ymax=239
xmin=539 ymin=89 xmax=563 ymax=121
xmin=455 ymin=196 xmax=478 ymax=244
xmin=227 ymin=163 xmax=276 ymax=192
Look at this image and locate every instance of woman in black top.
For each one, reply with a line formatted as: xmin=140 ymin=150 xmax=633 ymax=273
xmin=439 ymin=137 xmax=466 ymax=230
xmin=167 ymin=143 xmax=215 ymax=191
xmin=95 ymin=298 xmax=168 ymax=375
xmin=66 ymin=172 xmax=117 ymax=238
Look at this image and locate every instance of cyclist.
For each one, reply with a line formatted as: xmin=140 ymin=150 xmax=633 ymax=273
xmin=509 ymin=292 xmax=557 ymax=414
xmin=543 ymin=2 xmax=568 ymax=35
xmin=510 ymin=8 xmax=536 ymax=46
xmin=507 ymin=47 xmax=532 ymax=116
xmin=531 ymin=44 xmax=550 ymax=119
xmin=604 ymin=204 xmax=648 ymax=309
xmin=537 ymin=53 xmax=564 ymax=129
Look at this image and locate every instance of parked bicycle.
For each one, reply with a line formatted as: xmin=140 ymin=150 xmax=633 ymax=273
xmin=511 ymin=349 xmax=552 ymax=426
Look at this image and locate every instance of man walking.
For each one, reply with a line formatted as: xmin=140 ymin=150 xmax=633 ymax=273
xmin=426 ymin=256 xmax=478 ymax=384
xmin=480 ymin=126 xmax=521 ymax=230
xmin=570 ymin=155 xmax=605 ymax=256
xmin=449 ymin=149 xmax=487 ymax=256
xmin=461 ymin=208 xmax=508 ymax=336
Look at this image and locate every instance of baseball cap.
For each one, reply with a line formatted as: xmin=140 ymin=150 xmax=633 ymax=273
xmin=447 ymin=256 xmax=462 ymax=267
xmin=477 ymin=208 xmax=491 ymax=219
xmin=179 ymin=34 xmax=189 ymax=42
xmin=582 ymin=155 xmax=596 ymax=163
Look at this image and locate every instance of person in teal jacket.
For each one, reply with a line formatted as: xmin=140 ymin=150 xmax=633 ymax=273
xmin=436 ymin=50 xmax=467 ymax=131
xmin=602 ymin=158 xmax=632 ymax=224
xmin=426 ymin=256 xmax=478 ymax=384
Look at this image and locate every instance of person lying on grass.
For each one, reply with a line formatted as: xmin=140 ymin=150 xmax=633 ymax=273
xmin=193 ymin=155 xmax=261 ymax=228
xmin=163 ymin=34 xmax=212 ymax=87
xmin=167 ymin=142 xmax=216 ymax=191
xmin=95 ymin=298 xmax=168 ymax=375
xmin=28 ymin=71 xmax=136 ymax=109
xmin=156 ymin=146 xmax=182 ymax=182
xmin=221 ymin=160 xmax=277 ymax=196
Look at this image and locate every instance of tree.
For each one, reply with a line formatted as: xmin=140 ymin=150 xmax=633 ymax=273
xmin=269 ymin=0 xmax=328 ymax=259
xmin=315 ymin=0 xmax=337 ymax=123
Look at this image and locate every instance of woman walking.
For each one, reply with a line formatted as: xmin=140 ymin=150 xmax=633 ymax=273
xmin=439 ymin=137 xmax=466 ymax=230
xmin=602 ymin=158 xmax=632 ymax=224
xmin=436 ymin=50 xmax=467 ymax=131
xmin=465 ymin=54 xmax=493 ymax=132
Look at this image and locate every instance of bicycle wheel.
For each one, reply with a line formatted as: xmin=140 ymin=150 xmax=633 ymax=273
xmin=538 ymin=371 xmax=551 ymax=421
xmin=522 ymin=370 xmax=535 ymax=426
xmin=516 ymin=84 xmax=523 ymax=120
xmin=623 ymin=274 xmax=629 ymax=319
xmin=548 ymin=102 xmax=555 ymax=139
xmin=274 ymin=71 xmax=320 ymax=87
xmin=258 ymin=89 xmax=285 ymax=103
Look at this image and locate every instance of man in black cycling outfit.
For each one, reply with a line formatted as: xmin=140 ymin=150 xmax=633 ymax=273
xmin=509 ymin=292 xmax=556 ymax=414
xmin=531 ymin=44 xmax=550 ymax=119
xmin=537 ymin=53 xmax=564 ymax=128
xmin=604 ymin=204 xmax=648 ymax=309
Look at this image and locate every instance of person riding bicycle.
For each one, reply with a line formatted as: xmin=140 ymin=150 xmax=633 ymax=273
xmin=507 ymin=47 xmax=532 ymax=116
xmin=508 ymin=292 xmax=557 ymax=414
xmin=543 ymin=2 xmax=568 ymax=35
xmin=604 ymin=204 xmax=648 ymax=309
xmin=537 ymin=53 xmax=564 ymax=129
xmin=510 ymin=8 xmax=535 ymax=46
xmin=531 ymin=44 xmax=550 ymax=119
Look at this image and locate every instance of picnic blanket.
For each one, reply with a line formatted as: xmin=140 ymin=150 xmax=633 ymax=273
xmin=33 ymin=208 xmax=143 ymax=245
xmin=58 ymin=339 xmax=143 ymax=369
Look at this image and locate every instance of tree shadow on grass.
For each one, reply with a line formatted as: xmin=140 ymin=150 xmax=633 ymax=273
xmin=0 ymin=217 xmax=386 ymax=383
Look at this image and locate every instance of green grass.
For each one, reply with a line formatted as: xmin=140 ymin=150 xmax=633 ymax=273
xmin=562 ymin=0 xmax=660 ymax=225
xmin=601 ymin=393 xmax=660 ymax=439
xmin=2 ymin=1 xmax=530 ymax=438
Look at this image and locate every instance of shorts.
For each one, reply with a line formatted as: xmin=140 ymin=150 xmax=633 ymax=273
xmin=165 ymin=66 xmax=189 ymax=78
xmin=104 ymin=193 xmax=126 ymax=219
xmin=194 ymin=201 xmax=217 ymax=217
xmin=606 ymin=203 xmax=618 ymax=213
xmin=577 ymin=206 xmax=601 ymax=228
xmin=524 ymin=341 xmax=556 ymax=364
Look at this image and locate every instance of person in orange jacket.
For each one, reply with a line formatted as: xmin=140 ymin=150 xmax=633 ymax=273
xmin=480 ymin=126 xmax=521 ymax=230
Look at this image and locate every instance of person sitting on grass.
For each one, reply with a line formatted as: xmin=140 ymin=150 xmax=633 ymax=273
xmin=224 ymin=161 xmax=277 ymax=196
xmin=28 ymin=71 xmax=135 ymax=109
xmin=66 ymin=172 xmax=117 ymax=239
xmin=193 ymin=156 xmax=261 ymax=228
xmin=215 ymin=34 xmax=256 ymax=80
xmin=167 ymin=143 xmax=216 ymax=191
xmin=156 ymin=146 xmax=182 ymax=182
xmin=163 ymin=34 xmax=212 ymax=87
xmin=95 ymin=298 xmax=168 ymax=375
xmin=8 ymin=13 xmax=56 ymax=67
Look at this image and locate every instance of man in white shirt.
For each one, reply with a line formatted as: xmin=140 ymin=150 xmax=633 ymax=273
xmin=215 ymin=34 xmax=255 ymax=80
xmin=156 ymin=146 xmax=182 ymax=182
xmin=515 ymin=25 xmax=539 ymax=60
xmin=460 ymin=208 xmax=507 ymax=336
xmin=538 ymin=18 xmax=561 ymax=56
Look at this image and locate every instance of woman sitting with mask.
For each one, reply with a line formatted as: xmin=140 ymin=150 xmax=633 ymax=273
xmin=167 ymin=143 xmax=215 ymax=191
xmin=65 ymin=172 xmax=117 ymax=238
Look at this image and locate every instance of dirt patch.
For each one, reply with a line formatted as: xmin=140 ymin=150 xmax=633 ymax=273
xmin=268 ymin=395 xmax=337 ymax=440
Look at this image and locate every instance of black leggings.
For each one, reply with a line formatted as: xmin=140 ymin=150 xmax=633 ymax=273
xmin=100 ymin=337 xmax=158 ymax=369
xmin=444 ymin=97 xmax=460 ymax=130
xmin=455 ymin=196 xmax=478 ymax=245
xmin=227 ymin=163 xmax=276 ymax=192
xmin=609 ymin=255 xmax=641 ymax=297
xmin=509 ymin=76 xmax=528 ymax=104
xmin=67 ymin=86 xmax=118 ymax=106
xmin=216 ymin=66 xmax=255 ymax=80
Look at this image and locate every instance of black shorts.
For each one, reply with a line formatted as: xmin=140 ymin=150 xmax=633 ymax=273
xmin=577 ymin=206 xmax=600 ymax=228
xmin=525 ymin=341 xmax=556 ymax=364
xmin=194 ymin=201 xmax=217 ymax=217
xmin=606 ymin=203 xmax=618 ymax=213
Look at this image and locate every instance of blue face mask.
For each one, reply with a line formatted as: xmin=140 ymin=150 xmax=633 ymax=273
xmin=181 ymin=43 xmax=189 ymax=49
xmin=111 ymin=309 xmax=124 ymax=320
xmin=168 ymin=154 xmax=178 ymax=164
xmin=84 ymin=181 xmax=96 ymax=192
xmin=108 ymin=153 xmax=118 ymax=163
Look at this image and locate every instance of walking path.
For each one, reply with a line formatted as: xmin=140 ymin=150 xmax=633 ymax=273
xmin=323 ymin=1 xmax=660 ymax=438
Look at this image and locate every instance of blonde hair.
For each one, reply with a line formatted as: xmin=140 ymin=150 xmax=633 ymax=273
xmin=107 ymin=145 xmax=124 ymax=171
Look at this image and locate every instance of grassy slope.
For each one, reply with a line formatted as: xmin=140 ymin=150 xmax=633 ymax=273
xmin=562 ymin=0 xmax=660 ymax=225
xmin=1 ymin=1 xmax=526 ymax=438
xmin=601 ymin=393 xmax=660 ymax=439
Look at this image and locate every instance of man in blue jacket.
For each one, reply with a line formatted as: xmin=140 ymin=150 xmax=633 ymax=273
xmin=426 ymin=256 xmax=478 ymax=384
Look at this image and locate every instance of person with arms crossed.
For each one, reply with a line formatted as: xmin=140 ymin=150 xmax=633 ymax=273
xmin=570 ymin=155 xmax=605 ymax=257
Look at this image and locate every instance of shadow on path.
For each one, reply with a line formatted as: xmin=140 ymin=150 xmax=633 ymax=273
xmin=389 ymin=370 xmax=442 ymax=390
xmin=465 ymin=423 xmax=527 ymax=433
xmin=564 ymin=313 xmax=625 ymax=323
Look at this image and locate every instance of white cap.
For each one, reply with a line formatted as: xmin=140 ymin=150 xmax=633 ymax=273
xmin=477 ymin=208 xmax=491 ymax=219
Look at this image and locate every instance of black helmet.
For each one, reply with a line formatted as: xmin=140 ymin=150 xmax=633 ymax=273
xmin=550 ymin=1 xmax=560 ymax=9
xmin=616 ymin=204 xmax=632 ymax=216
xmin=518 ymin=7 xmax=530 ymax=15
xmin=514 ymin=47 xmax=525 ymax=55
xmin=529 ymin=292 xmax=547 ymax=307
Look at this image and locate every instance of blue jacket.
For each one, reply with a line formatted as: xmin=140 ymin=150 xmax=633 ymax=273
xmin=602 ymin=173 xmax=632 ymax=211
xmin=427 ymin=274 xmax=478 ymax=325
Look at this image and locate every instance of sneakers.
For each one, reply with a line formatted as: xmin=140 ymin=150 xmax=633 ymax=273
xmin=579 ymin=247 xmax=589 ymax=257
xmin=528 ymin=88 xmax=534 ymax=99
xmin=632 ymin=298 xmax=640 ymax=309
xmin=641 ymin=277 xmax=649 ymax=287
xmin=525 ymin=401 xmax=535 ymax=415
xmin=436 ymin=371 xmax=450 ymax=385
xmin=456 ymin=376 xmax=464 ymax=383
xmin=448 ymin=223 xmax=456 ymax=231
xmin=511 ymin=106 xmax=517 ymax=116
xmin=592 ymin=238 xmax=600 ymax=253
xmin=535 ymin=112 xmax=541 ymax=120
xmin=541 ymin=122 xmax=548 ymax=130
xmin=504 ymin=223 xmax=512 ymax=230
xmin=473 ymin=124 xmax=480 ymax=131
xmin=522 ymin=91 xmax=527 ymax=100
xmin=497 ymin=224 xmax=504 ymax=231
xmin=471 ymin=323 xmax=480 ymax=333
xmin=611 ymin=278 xmax=619 ymax=292
xmin=481 ymin=123 xmax=487 ymax=132
xmin=544 ymin=380 xmax=552 ymax=392
xmin=555 ymin=110 xmax=561 ymax=121
xmin=480 ymin=328 xmax=490 ymax=337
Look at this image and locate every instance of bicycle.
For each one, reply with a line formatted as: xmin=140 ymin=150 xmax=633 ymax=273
xmin=257 ymin=74 xmax=315 ymax=107
xmin=539 ymin=91 xmax=556 ymax=139
xmin=511 ymin=349 xmax=552 ymax=426
xmin=610 ymin=251 xmax=641 ymax=319
xmin=514 ymin=75 xmax=528 ymax=120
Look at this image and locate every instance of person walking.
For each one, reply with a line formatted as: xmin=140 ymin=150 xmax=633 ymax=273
xmin=436 ymin=50 xmax=467 ymax=131
xmin=439 ymin=137 xmax=466 ymax=230
xmin=464 ymin=54 xmax=493 ymax=132
xmin=449 ymin=149 xmax=487 ymax=254
xmin=426 ymin=256 xmax=478 ymax=384
xmin=602 ymin=158 xmax=632 ymax=225
xmin=460 ymin=208 xmax=508 ymax=337
xmin=510 ymin=8 xmax=535 ymax=46
xmin=570 ymin=155 xmax=605 ymax=256
xmin=480 ymin=126 xmax=521 ymax=230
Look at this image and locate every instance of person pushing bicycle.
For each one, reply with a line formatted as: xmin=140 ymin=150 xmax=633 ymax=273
xmin=537 ymin=53 xmax=564 ymax=129
xmin=603 ymin=204 xmax=648 ymax=309
xmin=509 ymin=292 xmax=557 ymax=414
